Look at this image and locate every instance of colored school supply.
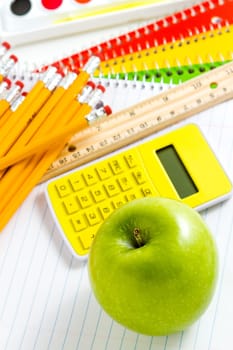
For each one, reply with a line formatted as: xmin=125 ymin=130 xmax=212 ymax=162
xmin=40 ymin=60 xmax=233 ymax=181
xmin=110 ymin=61 xmax=230 ymax=84
xmin=0 ymin=104 xmax=112 ymax=170
xmin=1 ymin=65 xmax=233 ymax=350
xmin=0 ymin=57 xmax=106 ymax=231
xmin=0 ymin=0 xmax=232 ymax=227
xmin=0 ymin=85 xmax=106 ymax=231
xmin=0 ymin=80 xmax=24 ymax=121
xmin=40 ymin=0 xmax=233 ymax=73
xmin=0 ymin=0 xmax=200 ymax=45
xmin=45 ymin=123 xmax=232 ymax=258
xmin=1 ymin=3 xmax=233 ymax=349
xmin=96 ymin=25 xmax=233 ymax=76
xmin=0 ymin=67 xmax=61 ymax=161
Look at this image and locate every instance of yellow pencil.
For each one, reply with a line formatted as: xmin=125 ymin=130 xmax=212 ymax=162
xmin=0 ymin=104 xmax=111 ymax=170
xmin=0 ymin=68 xmax=61 ymax=158
xmin=0 ymin=78 xmax=12 ymax=117
xmin=0 ymin=78 xmax=96 ymax=178
xmin=0 ymin=102 xmax=85 ymax=223
xmin=6 ymin=71 xmax=77 ymax=147
xmin=0 ymin=91 xmax=27 ymax=128
xmin=0 ymin=80 xmax=24 ymax=120
xmin=8 ymin=56 xmax=100 ymax=153
xmin=0 ymin=109 xmax=107 ymax=232
xmin=0 ymin=57 xmax=101 ymax=228
xmin=8 ymin=56 xmax=100 ymax=150
xmin=38 ymin=56 xmax=101 ymax=124
xmin=0 ymin=81 xmax=97 ymax=176
xmin=0 ymin=102 xmax=106 ymax=230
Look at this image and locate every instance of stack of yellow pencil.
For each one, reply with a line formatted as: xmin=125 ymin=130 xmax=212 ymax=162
xmin=0 ymin=49 xmax=112 ymax=232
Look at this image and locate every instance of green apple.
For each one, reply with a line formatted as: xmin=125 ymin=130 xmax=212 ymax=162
xmin=88 ymin=197 xmax=218 ymax=336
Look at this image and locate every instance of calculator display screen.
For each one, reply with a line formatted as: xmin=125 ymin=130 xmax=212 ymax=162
xmin=156 ymin=145 xmax=198 ymax=198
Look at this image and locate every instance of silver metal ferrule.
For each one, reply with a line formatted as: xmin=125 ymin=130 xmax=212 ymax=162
xmin=0 ymin=48 xmax=7 ymax=59
xmin=45 ymin=72 xmax=63 ymax=91
xmin=85 ymin=110 xmax=99 ymax=124
xmin=78 ymin=84 xmax=95 ymax=103
xmin=5 ymin=85 xmax=22 ymax=103
xmin=59 ymin=71 xmax=77 ymax=89
xmin=83 ymin=56 xmax=101 ymax=75
xmin=85 ymin=106 xmax=108 ymax=124
xmin=0 ymin=60 xmax=8 ymax=75
xmin=0 ymin=57 xmax=5 ymax=69
xmin=87 ymin=87 xmax=104 ymax=107
xmin=0 ymin=43 xmax=10 ymax=58
xmin=41 ymin=66 xmax=58 ymax=84
xmin=1 ymin=57 xmax=17 ymax=75
xmin=10 ymin=94 xmax=26 ymax=112
xmin=0 ymin=88 xmax=8 ymax=101
xmin=0 ymin=80 xmax=10 ymax=95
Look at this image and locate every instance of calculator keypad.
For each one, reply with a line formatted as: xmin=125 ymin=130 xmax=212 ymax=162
xmin=46 ymin=149 xmax=159 ymax=257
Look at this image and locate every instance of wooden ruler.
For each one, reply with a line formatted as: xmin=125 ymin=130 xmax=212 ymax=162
xmin=41 ymin=60 xmax=233 ymax=182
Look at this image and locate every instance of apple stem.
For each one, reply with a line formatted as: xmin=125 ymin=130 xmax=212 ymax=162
xmin=133 ymin=228 xmax=144 ymax=248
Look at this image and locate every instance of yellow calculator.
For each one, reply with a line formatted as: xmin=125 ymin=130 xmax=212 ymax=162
xmin=45 ymin=124 xmax=232 ymax=259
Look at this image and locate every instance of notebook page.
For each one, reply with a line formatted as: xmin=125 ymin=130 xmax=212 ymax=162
xmin=0 ymin=79 xmax=233 ymax=350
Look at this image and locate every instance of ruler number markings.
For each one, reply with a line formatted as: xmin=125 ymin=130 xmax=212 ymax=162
xmin=42 ymin=61 xmax=233 ymax=181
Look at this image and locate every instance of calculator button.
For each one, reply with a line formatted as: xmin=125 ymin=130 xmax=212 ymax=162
xmin=69 ymin=174 xmax=85 ymax=191
xmin=82 ymin=169 xmax=98 ymax=186
xmin=112 ymin=197 xmax=127 ymax=209
xmin=125 ymin=190 xmax=141 ymax=202
xmin=124 ymin=153 xmax=138 ymax=168
xmin=141 ymin=185 xmax=157 ymax=197
xmin=91 ymin=186 xmax=107 ymax=203
xmin=55 ymin=181 xmax=71 ymax=197
xmin=99 ymin=203 xmax=113 ymax=219
xmin=133 ymin=170 xmax=147 ymax=184
xmin=96 ymin=164 xmax=112 ymax=180
xmin=118 ymin=175 xmax=133 ymax=191
xmin=78 ymin=233 xmax=93 ymax=250
xmin=104 ymin=179 xmax=121 ymax=197
xmin=63 ymin=196 xmax=79 ymax=214
xmin=109 ymin=158 xmax=124 ymax=174
xmin=71 ymin=214 xmax=88 ymax=232
xmin=85 ymin=208 xmax=102 ymax=226
xmin=77 ymin=191 xmax=93 ymax=208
